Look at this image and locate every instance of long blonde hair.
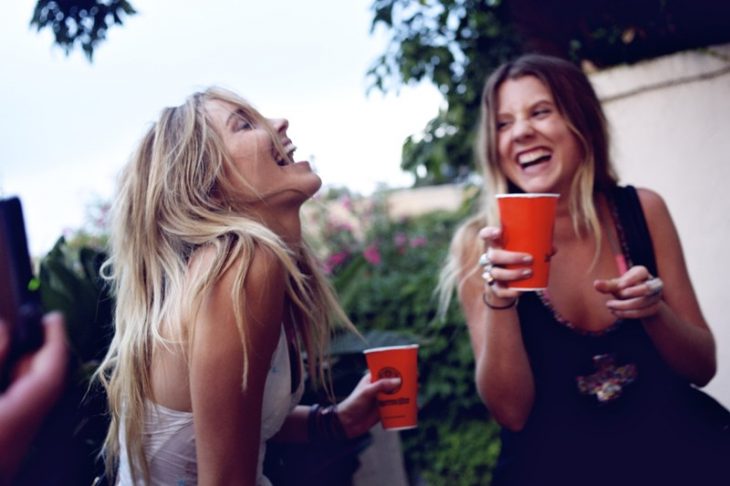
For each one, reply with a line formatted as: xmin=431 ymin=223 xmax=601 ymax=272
xmin=438 ymin=54 xmax=619 ymax=312
xmin=94 ymin=87 xmax=352 ymax=483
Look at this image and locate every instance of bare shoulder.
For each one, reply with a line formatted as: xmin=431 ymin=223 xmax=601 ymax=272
xmin=635 ymin=186 xmax=671 ymax=221
xmin=244 ymin=244 xmax=287 ymax=299
xmin=222 ymin=244 xmax=286 ymax=329
xmin=634 ymin=186 xmax=681 ymax=249
xmin=191 ymin=242 xmax=288 ymax=354
xmin=191 ymin=242 xmax=286 ymax=308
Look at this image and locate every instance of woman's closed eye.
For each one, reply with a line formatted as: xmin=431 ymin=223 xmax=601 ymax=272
xmin=231 ymin=109 xmax=254 ymax=132
xmin=234 ymin=116 xmax=253 ymax=131
xmin=496 ymin=119 xmax=512 ymax=131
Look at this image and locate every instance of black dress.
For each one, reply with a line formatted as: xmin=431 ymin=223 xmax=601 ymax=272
xmin=492 ymin=186 xmax=729 ymax=486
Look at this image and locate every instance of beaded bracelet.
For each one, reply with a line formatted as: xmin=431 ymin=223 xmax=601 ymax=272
xmin=308 ymin=403 xmax=347 ymax=443
xmin=482 ymin=292 xmax=518 ymax=310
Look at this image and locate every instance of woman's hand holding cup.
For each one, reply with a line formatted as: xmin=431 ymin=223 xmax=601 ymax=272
xmin=478 ymin=226 xmax=532 ymax=306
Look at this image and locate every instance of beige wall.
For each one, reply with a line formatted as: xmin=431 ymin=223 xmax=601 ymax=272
xmin=590 ymin=44 xmax=730 ymax=406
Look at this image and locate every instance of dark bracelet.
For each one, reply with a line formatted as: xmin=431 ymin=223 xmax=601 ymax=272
xmin=482 ymin=292 xmax=518 ymax=310
xmin=308 ymin=403 xmax=347 ymax=443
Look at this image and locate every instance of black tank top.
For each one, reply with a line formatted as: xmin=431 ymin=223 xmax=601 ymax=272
xmin=492 ymin=186 xmax=729 ymax=486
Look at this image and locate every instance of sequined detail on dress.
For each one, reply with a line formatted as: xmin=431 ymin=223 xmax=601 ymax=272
xmin=577 ymin=353 xmax=638 ymax=403
xmin=535 ymin=195 xmax=635 ymax=337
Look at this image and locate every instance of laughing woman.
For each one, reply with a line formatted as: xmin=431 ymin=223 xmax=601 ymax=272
xmin=95 ymin=87 xmax=398 ymax=485
xmin=440 ymin=54 xmax=728 ymax=486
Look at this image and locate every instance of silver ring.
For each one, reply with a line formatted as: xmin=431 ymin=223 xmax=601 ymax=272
xmin=482 ymin=269 xmax=496 ymax=286
xmin=646 ymin=277 xmax=664 ymax=297
xmin=478 ymin=252 xmax=491 ymax=268
xmin=479 ymin=252 xmax=495 ymax=275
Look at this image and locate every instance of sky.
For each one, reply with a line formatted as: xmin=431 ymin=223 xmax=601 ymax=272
xmin=0 ymin=0 xmax=444 ymax=256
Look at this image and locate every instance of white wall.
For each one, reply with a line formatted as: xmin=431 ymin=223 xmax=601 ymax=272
xmin=590 ymin=43 xmax=730 ymax=407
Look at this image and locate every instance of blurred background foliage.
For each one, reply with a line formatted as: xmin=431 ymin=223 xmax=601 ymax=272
xmin=305 ymin=187 xmax=503 ymax=484
xmin=367 ymin=0 xmax=730 ymax=187
xmin=30 ymin=0 xmax=136 ymax=60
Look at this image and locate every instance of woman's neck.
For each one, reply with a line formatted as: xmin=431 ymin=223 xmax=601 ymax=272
xmin=553 ymin=192 xmax=606 ymax=245
xmin=258 ymin=208 xmax=304 ymax=246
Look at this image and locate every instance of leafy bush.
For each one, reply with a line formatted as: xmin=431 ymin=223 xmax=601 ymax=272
xmin=40 ymin=238 xmax=113 ymax=376
xmin=307 ymin=188 xmax=501 ymax=485
xmin=15 ymin=237 xmax=112 ymax=485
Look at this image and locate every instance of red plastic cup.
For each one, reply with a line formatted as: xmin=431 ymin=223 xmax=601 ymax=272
xmin=363 ymin=344 xmax=419 ymax=431
xmin=496 ymin=193 xmax=559 ymax=290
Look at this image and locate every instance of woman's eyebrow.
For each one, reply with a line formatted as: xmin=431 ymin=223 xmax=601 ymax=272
xmin=530 ymin=98 xmax=554 ymax=109
xmin=497 ymin=98 xmax=554 ymax=116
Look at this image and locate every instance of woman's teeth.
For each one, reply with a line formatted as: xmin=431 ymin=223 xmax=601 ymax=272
xmin=518 ymin=149 xmax=551 ymax=168
xmin=275 ymin=144 xmax=297 ymax=166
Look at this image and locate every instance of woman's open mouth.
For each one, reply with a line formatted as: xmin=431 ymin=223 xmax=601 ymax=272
xmin=274 ymin=142 xmax=297 ymax=166
xmin=517 ymin=148 xmax=552 ymax=169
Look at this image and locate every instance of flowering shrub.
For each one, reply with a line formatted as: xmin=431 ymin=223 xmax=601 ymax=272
xmin=362 ymin=243 xmax=382 ymax=266
xmin=304 ymin=186 xmax=501 ymax=485
xmin=303 ymin=189 xmax=368 ymax=274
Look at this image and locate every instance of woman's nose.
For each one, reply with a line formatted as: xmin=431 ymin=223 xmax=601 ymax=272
xmin=511 ymin=117 xmax=535 ymax=141
xmin=269 ymin=118 xmax=289 ymax=133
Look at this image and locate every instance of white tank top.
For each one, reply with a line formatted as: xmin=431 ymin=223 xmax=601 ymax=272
xmin=117 ymin=325 xmax=304 ymax=485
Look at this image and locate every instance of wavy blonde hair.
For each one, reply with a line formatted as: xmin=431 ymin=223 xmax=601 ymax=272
xmin=438 ymin=54 xmax=619 ymax=312
xmin=94 ymin=87 xmax=353 ymax=483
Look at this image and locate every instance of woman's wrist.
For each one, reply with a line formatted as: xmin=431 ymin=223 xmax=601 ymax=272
xmin=482 ymin=292 xmax=518 ymax=310
xmin=307 ymin=403 xmax=347 ymax=443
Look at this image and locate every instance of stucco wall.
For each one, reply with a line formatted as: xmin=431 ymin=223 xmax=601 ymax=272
xmin=590 ymin=43 xmax=730 ymax=407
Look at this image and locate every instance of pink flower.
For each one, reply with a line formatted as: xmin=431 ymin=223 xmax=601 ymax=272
xmin=363 ymin=244 xmax=382 ymax=265
xmin=324 ymin=251 xmax=350 ymax=274
xmin=340 ymin=195 xmax=353 ymax=211
xmin=410 ymin=236 xmax=428 ymax=248
xmin=393 ymin=233 xmax=408 ymax=248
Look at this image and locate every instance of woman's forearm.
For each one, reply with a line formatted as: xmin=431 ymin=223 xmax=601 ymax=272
xmin=476 ymin=307 xmax=535 ymax=431
xmin=643 ymin=302 xmax=716 ymax=386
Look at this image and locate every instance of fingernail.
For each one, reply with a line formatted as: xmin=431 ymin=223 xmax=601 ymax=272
xmin=521 ymin=269 xmax=532 ymax=276
xmin=522 ymin=255 xmax=532 ymax=263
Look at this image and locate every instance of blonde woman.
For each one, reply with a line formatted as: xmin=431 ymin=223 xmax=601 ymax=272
xmin=440 ymin=54 xmax=728 ymax=485
xmin=96 ymin=87 xmax=399 ymax=485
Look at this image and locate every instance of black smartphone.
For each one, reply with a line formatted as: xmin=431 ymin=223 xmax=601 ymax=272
xmin=0 ymin=197 xmax=44 ymax=383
